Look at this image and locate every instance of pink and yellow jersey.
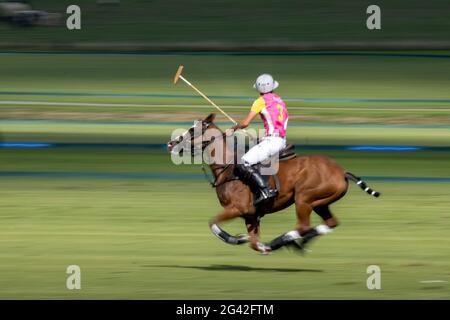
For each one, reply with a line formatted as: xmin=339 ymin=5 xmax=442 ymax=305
xmin=251 ymin=93 xmax=288 ymax=137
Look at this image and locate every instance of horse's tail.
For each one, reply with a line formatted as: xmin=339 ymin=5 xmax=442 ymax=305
xmin=345 ymin=172 xmax=380 ymax=198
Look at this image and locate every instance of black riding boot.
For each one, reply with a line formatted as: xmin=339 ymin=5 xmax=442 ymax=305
xmin=235 ymin=164 xmax=278 ymax=205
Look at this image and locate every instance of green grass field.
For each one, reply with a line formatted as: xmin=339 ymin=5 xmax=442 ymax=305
xmin=0 ymin=51 xmax=449 ymax=299
xmin=0 ymin=146 xmax=449 ymax=299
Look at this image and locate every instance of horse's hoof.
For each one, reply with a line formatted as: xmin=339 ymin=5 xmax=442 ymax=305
xmin=256 ymin=242 xmax=271 ymax=255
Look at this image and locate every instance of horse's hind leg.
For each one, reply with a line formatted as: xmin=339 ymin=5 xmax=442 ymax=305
xmin=267 ymin=201 xmax=335 ymax=252
xmin=266 ymin=202 xmax=313 ymax=251
xmin=295 ymin=202 xmax=314 ymax=235
xmin=314 ymin=205 xmax=339 ymax=229
xmin=298 ymin=204 xmax=339 ymax=250
xmin=209 ymin=207 xmax=249 ymax=245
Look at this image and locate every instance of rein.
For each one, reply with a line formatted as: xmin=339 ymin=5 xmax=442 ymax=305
xmin=200 ymin=132 xmax=239 ymax=188
xmin=201 ymin=163 xmax=239 ymax=188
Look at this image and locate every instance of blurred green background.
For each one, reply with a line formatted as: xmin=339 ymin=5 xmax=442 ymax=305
xmin=0 ymin=52 xmax=449 ymax=299
xmin=1 ymin=52 xmax=450 ymax=125
xmin=0 ymin=0 xmax=449 ymax=300
xmin=0 ymin=0 xmax=449 ymax=48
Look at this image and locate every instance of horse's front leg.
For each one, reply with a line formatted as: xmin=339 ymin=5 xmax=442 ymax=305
xmin=209 ymin=207 xmax=248 ymax=245
xmin=245 ymin=216 xmax=271 ymax=254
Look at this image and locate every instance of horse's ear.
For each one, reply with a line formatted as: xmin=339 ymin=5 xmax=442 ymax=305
xmin=204 ymin=113 xmax=216 ymax=123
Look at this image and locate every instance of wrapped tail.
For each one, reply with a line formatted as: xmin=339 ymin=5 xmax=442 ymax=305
xmin=345 ymin=172 xmax=380 ymax=198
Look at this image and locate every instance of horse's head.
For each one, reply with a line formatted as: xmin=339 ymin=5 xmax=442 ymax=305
xmin=167 ymin=113 xmax=220 ymax=156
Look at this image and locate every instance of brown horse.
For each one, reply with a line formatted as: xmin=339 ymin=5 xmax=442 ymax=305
xmin=167 ymin=114 xmax=380 ymax=254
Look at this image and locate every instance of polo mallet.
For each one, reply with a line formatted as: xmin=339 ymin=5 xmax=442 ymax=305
xmin=173 ymin=65 xmax=238 ymax=125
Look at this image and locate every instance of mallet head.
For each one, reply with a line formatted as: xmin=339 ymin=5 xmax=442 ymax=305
xmin=173 ymin=65 xmax=184 ymax=84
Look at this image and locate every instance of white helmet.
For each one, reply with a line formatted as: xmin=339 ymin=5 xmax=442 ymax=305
xmin=253 ymin=74 xmax=279 ymax=94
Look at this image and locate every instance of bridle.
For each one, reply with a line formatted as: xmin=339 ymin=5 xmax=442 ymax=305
xmin=195 ymin=126 xmax=240 ymax=188
xmin=171 ymin=121 xmax=239 ymax=188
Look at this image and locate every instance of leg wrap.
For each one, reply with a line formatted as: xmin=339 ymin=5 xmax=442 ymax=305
xmin=268 ymin=230 xmax=302 ymax=251
xmin=315 ymin=224 xmax=332 ymax=235
xmin=211 ymin=224 xmax=248 ymax=245
xmin=298 ymin=225 xmax=332 ymax=248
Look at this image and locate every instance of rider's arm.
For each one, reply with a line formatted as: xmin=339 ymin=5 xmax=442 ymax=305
xmin=232 ymin=111 xmax=258 ymax=131
xmin=228 ymin=97 xmax=264 ymax=134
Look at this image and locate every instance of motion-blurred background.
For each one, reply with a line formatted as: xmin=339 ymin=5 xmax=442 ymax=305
xmin=0 ymin=0 xmax=449 ymax=299
xmin=1 ymin=0 xmax=450 ymax=48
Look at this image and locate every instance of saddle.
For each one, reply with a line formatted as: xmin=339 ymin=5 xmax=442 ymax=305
xmin=255 ymin=145 xmax=296 ymax=192
xmin=278 ymin=144 xmax=296 ymax=161
xmin=235 ymin=143 xmax=296 ymax=163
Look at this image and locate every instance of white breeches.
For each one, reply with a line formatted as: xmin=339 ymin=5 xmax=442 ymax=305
xmin=241 ymin=136 xmax=286 ymax=165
